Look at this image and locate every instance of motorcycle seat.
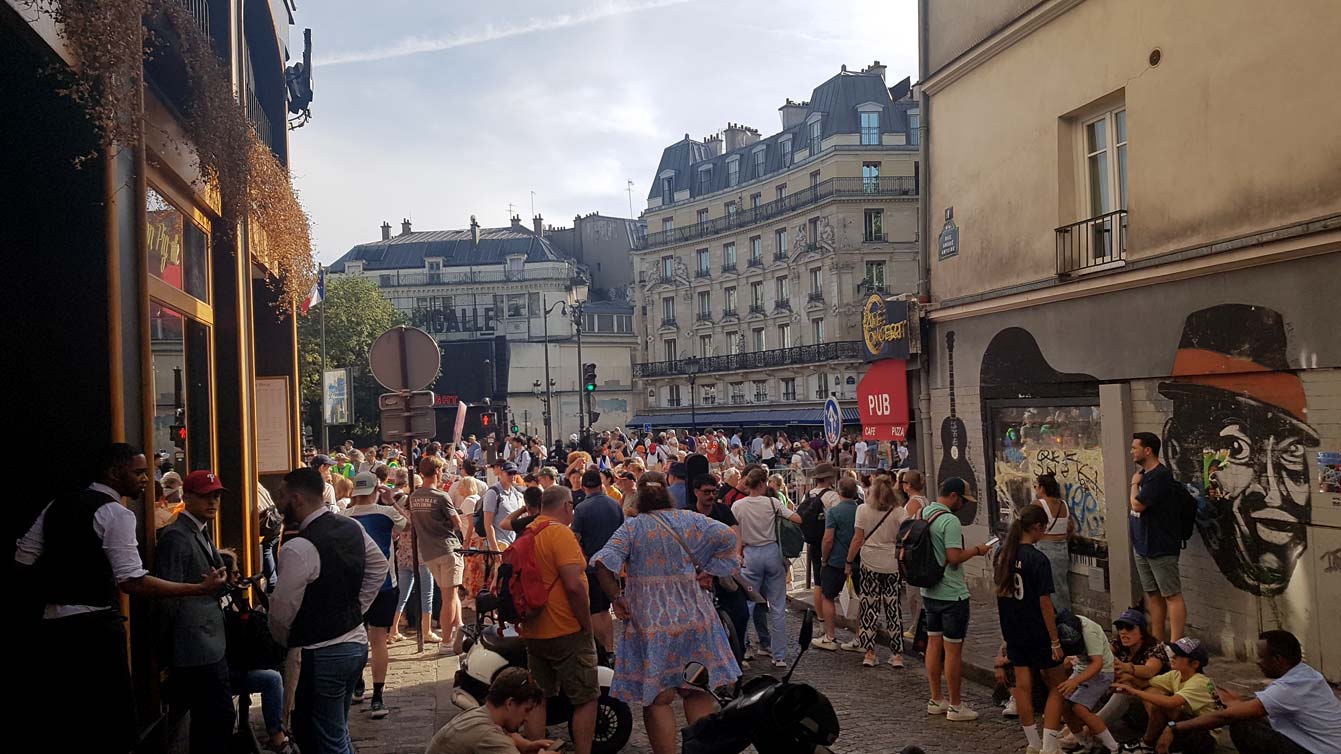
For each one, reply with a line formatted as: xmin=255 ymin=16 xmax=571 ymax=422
xmin=481 ymin=625 xmax=528 ymax=667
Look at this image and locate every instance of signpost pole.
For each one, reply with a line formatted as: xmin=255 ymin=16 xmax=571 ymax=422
xmin=320 ymin=291 xmax=328 ymax=451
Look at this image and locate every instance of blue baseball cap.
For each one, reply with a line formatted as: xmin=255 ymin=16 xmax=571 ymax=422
xmin=1113 ymin=608 xmax=1148 ymax=630
xmin=1170 ymin=637 xmax=1210 ymax=667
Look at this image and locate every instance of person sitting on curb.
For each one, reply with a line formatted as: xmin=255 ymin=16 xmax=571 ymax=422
xmin=425 ymin=667 xmax=558 ymax=754
xmin=1157 ymin=630 xmax=1341 ymax=754
xmin=1111 ymin=637 xmax=1219 ymax=754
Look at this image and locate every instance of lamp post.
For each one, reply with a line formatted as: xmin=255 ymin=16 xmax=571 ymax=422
xmin=540 ymin=284 xmax=589 ymax=447
xmin=684 ymin=355 xmax=701 ymax=437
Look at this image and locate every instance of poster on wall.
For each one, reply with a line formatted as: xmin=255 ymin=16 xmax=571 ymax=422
xmin=1319 ymin=451 xmax=1341 ymax=498
xmin=255 ymin=377 xmax=292 ymax=474
xmin=323 ymin=368 xmax=351 ymax=425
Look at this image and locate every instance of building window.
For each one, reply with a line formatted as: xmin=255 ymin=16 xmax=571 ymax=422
xmin=730 ymin=382 xmax=745 ymax=404
xmin=379 ymin=274 xmax=392 ymax=286
xmin=727 ymin=157 xmax=740 ymax=187
xmin=696 ymin=248 xmax=709 ymax=275
xmin=753 ymin=380 xmax=768 ymax=402
xmin=816 ymin=372 xmax=829 ymax=399
xmin=811 ymin=317 xmax=825 ymax=343
xmin=860 ymin=111 xmax=880 ymax=145
xmin=506 ymin=294 xmax=526 ymax=318
xmin=750 ymin=281 xmax=764 ymax=309
xmin=724 ymin=286 xmax=737 ymax=314
xmin=667 ymin=384 xmax=682 ymax=407
xmin=775 ymin=228 xmax=788 ymax=258
xmin=661 ymin=175 xmax=674 ymax=204
xmin=663 ymin=338 xmax=678 ymax=361
xmin=723 ymin=243 xmax=737 ymax=268
xmin=697 ymin=291 xmax=711 ymax=318
xmin=775 ymin=276 xmax=789 ymax=305
xmin=749 ymin=236 xmax=762 ymax=263
xmin=777 ymin=323 xmax=791 ymax=348
xmin=782 ymin=377 xmax=796 ymax=401
xmin=1085 ymin=108 xmax=1127 ymax=216
xmin=780 ymin=137 xmax=792 ymax=167
xmin=750 ymin=192 xmax=762 ymax=209
xmin=752 ymin=328 xmax=765 ymax=351
xmin=808 ymin=119 xmax=822 ymax=153
xmin=862 ymin=161 xmax=880 ymax=192
xmin=701 ymin=384 xmax=717 ymax=405
xmin=150 ymin=302 xmax=213 ymax=472
xmin=809 ymin=267 xmax=822 ymax=297
xmin=661 ymin=217 xmax=674 ymax=236
xmin=726 ymin=201 xmax=738 ymax=221
xmin=808 ymin=217 xmax=820 ymax=247
xmin=727 ymin=332 xmax=742 ymax=355
xmin=864 ymin=209 xmax=885 ymax=241
xmin=753 ymin=148 xmax=766 ymax=177
xmin=697 ymin=208 xmax=709 ymax=225
xmin=528 ymin=292 xmax=541 ymax=316
xmin=661 ymin=296 xmax=675 ymax=323
xmin=775 ymin=184 xmax=787 ymax=201
xmin=864 ymin=261 xmax=886 ymax=288
xmin=661 ymin=255 xmax=674 ymax=279
xmin=618 ymin=315 xmax=632 ymax=333
xmin=699 ymin=334 xmax=712 ymax=356
xmin=907 ymin=109 xmax=920 ymax=146
xmin=697 ymin=167 xmax=712 ymax=195
xmin=147 ymin=187 xmax=210 ymax=302
xmin=810 ymin=170 xmax=820 ymax=190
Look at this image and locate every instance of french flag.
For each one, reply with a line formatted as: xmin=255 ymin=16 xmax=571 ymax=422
xmin=301 ymin=267 xmax=324 ymax=315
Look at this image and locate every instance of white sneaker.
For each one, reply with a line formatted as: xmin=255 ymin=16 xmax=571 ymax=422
xmin=1026 ymin=747 xmax=1043 ymax=754
xmin=756 ymin=646 xmax=772 ymax=658
xmin=945 ymin=703 xmax=979 ymax=722
xmin=810 ymin=637 xmax=839 ymax=651
xmin=1002 ymin=696 xmax=1018 ymax=717
xmin=772 ymin=659 xmax=788 ymax=668
xmin=927 ymin=698 xmax=949 ymax=715
xmin=839 ymin=639 xmax=864 ymax=652
xmin=1057 ymin=726 xmax=1078 ymax=749
xmin=743 ymin=646 xmax=756 ymax=660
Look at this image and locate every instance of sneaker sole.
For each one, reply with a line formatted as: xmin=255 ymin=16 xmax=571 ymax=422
xmin=370 ymin=710 xmax=389 ymax=719
xmin=946 ymin=713 xmax=979 ymax=722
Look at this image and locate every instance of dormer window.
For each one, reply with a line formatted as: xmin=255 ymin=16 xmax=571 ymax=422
xmin=505 ymin=255 xmax=525 ymax=279
xmin=697 ymin=166 xmax=713 ymax=195
xmin=727 ymin=157 xmax=740 ymax=187
xmin=660 ymin=175 xmax=674 ymax=204
xmin=779 ymin=136 xmax=793 ymax=167
xmin=753 ymin=147 xmax=767 ymax=178
xmin=860 ymin=112 xmax=880 ymax=144
xmin=808 ymin=116 xmax=823 ymax=153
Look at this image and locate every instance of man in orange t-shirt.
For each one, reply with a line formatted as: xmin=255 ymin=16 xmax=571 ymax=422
xmin=521 ymin=485 xmax=597 ymax=754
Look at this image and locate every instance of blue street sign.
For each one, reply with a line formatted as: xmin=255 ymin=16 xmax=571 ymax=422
xmin=823 ymin=396 xmax=842 ymax=446
xmin=643 ymin=423 xmax=651 ymax=434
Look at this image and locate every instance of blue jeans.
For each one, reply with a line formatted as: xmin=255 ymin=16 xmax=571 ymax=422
xmin=241 ymin=668 xmax=284 ymax=735
xmin=742 ymin=542 xmax=789 ymax=662
xmin=294 ymin=642 xmax=368 ymax=754
xmin=396 ymin=564 xmax=434 ymax=617
xmin=261 ymin=541 xmax=278 ymax=592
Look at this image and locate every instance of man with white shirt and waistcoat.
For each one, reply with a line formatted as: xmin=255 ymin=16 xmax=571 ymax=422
xmin=270 ymin=466 xmax=389 ymax=754
xmin=16 ymin=443 xmax=228 ymax=754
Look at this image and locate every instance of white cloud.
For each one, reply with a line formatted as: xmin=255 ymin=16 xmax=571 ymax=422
xmin=318 ymin=0 xmax=696 ymax=66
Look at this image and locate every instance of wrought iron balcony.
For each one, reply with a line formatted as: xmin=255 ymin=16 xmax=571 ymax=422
xmin=660 ymin=317 xmax=678 ymax=328
xmin=775 ymin=299 xmax=792 ymax=312
xmin=695 ymin=269 xmax=711 ymax=279
xmin=730 ymin=394 xmax=747 ymax=405
xmin=748 ymin=304 xmax=765 ymax=316
xmin=782 ymin=391 xmax=797 ymax=401
xmin=747 ymin=256 xmax=764 ymax=268
xmin=665 ymin=397 xmax=682 ymax=407
xmin=634 ymin=340 xmax=863 ymax=378
xmin=807 ymin=291 xmax=824 ymax=303
xmin=754 ymin=392 xmax=769 ymax=403
xmin=638 ymin=176 xmax=918 ymax=249
xmin=696 ymin=312 xmax=713 ymax=323
xmin=701 ymin=395 xmax=717 ymax=405
xmin=721 ymin=262 xmax=738 ymax=273
xmin=1057 ymin=209 xmax=1126 ymax=276
xmin=774 ymin=251 xmax=788 ymax=262
xmin=374 ymin=267 xmax=575 ymax=287
xmin=722 ymin=307 xmax=738 ymax=318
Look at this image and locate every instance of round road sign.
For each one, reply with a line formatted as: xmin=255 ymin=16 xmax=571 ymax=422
xmin=823 ymin=396 xmax=842 ymax=446
xmin=369 ymin=326 xmax=441 ymax=392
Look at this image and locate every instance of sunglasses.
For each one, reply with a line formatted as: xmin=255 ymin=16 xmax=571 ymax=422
xmin=1115 ymin=622 xmax=1137 ymax=631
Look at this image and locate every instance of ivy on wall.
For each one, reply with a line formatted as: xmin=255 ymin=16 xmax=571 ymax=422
xmin=28 ymin=0 xmax=315 ymax=314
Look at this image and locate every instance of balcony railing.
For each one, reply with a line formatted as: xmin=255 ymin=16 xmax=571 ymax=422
xmin=748 ymin=304 xmax=765 ymax=316
xmin=374 ymin=267 xmax=574 ymax=287
xmin=638 ymin=176 xmax=918 ymax=249
xmin=634 ymin=340 xmax=863 ymax=378
xmin=747 ymin=256 xmax=764 ymax=268
xmin=815 ymin=390 xmax=829 ymax=399
xmin=701 ymin=396 xmax=717 ymax=405
xmin=696 ymin=312 xmax=713 ymax=323
xmin=774 ymin=251 xmax=788 ymax=262
xmin=695 ymin=269 xmax=711 ymax=279
xmin=775 ymin=299 xmax=792 ymax=312
xmin=807 ymin=291 xmax=824 ymax=303
xmin=730 ymin=394 xmax=747 ymax=405
xmin=1057 ymin=209 xmax=1127 ymax=275
xmin=665 ymin=397 xmax=682 ymax=407
xmin=722 ymin=307 xmax=738 ymax=318
xmin=721 ymin=262 xmax=738 ymax=273
xmin=660 ymin=317 xmax=678 ymax=328
xmin=782 ymin=391 xmax=797 ymax=401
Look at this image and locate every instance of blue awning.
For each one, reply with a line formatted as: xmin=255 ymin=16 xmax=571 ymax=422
xmin=628 ymin=406 xmax=860 ymax=429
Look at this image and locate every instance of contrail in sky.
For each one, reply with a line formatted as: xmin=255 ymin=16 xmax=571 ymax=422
xmin=319 ymin=0 xmax=695 ymax=66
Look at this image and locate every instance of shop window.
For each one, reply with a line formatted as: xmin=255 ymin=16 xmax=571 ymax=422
xmin=150 ymin=302 xmax=212 ymax=472
xmin=147 ymin=187 xmax=209 ymax=302
xmin=988 ymin=404 xmax=1105 ymax=543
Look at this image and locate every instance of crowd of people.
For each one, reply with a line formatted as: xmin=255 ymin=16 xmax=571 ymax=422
xmin=16 ymin=430 xmax=1338 ymax=754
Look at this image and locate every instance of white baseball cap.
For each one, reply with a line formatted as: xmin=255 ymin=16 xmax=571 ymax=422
xmin=352 ymin=471 xmax=379 ymax=497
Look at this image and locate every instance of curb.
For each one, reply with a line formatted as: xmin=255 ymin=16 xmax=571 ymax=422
xmin=783 ymin=593 xmax=1000 ymax=691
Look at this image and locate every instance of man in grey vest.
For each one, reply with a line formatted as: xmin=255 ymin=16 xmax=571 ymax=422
xmin=16 ymin=443 xmax=229 ymax=754
xmin=270 ymin=466 xmax=389 ymax=754
xmin=155 ymin=469 xmax=234 ymax=754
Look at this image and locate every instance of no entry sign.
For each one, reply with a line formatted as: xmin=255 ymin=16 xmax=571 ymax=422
xmin=857 ymin=358 xmax=909 ymax=440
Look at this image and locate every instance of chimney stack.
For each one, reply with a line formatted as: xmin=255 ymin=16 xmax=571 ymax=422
xmin=400 ymin=218 xmax=412 ymax=236
xmin=510 ymin=214 xmax=524 ymax=231
xmin=863 ymin=59 xmax=887 ymax=81
xmin=703 ymin=133 xmax=723 ymax=157
xmin=778 ymin=98 xmax=808 ymax=130
xmin=380 ymin=220 xmax=391 ymax=241
xmin=470 ymin=215 xmax=480 ymax=245
xmin=723 ymin=122 xmax=759 ymax=152
xmin=532 ymin=214 xmax=544 ymax=238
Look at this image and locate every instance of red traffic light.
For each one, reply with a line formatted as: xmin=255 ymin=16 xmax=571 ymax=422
xmin=481 ymin=413 xmax=491 ymax=426
xmin=177 ymin=426 xmax=187 ymax=440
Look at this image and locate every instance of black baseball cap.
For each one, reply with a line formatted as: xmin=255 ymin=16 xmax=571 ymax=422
xmin=311 ymin=454 xmax=335 ymax=468
xmin=938 ymin=476 xmax=976 ymax=502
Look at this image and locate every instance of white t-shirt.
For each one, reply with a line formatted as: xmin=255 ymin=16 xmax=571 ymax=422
xmin=732 ymin=495 xmax=792 ymax=547
xmin=855 ymin=502 xmax=905 ymax=573
xmin=853 ymin=441 xmax=868 ymax=464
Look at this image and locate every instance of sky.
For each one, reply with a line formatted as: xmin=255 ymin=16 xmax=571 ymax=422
xmin=288 ymin=0 xmax=919 ymax=264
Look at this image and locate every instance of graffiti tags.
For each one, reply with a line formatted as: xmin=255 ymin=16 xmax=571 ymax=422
xmin=1032 ymin=448 xmax=1106 ymax=539
xmin=1324 ymin=548 xmax=1341 ymax=574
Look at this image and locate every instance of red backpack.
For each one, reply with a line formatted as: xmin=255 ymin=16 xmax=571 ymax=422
xmin=497 ymin=521 xmax=555 ymax=625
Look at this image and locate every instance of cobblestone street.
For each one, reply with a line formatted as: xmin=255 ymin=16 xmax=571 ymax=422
xmin=343 ymin=608 xmax=1027 ymax=754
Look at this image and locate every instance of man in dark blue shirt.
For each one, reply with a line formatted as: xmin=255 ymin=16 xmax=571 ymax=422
xmin=571 ymin=470 xmax=625 ymax=657
xmin=1129 ymin=432 xmax=1186 ymax=642
xmin=667 ymin=462 xmax=689 ymax=510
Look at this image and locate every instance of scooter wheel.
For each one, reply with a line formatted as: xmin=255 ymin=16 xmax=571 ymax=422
xmin=583 ymin=692 xmax=632 ymax=754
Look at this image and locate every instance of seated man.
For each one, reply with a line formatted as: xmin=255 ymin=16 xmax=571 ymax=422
xmin=1161 ymin=630 xmax=1341 ymax=754
xmin=425 ymin=667 xmax=556 ymax=754
xmin=1111 ymin=637 xmax=1218 ymax=754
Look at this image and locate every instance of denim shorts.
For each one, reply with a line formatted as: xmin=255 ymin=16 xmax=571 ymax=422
xmin=1133 ymin=553 xmax=1182 ymax=597
xmin=1066 ymin=669 xmax=1114 ymax=711
xmin=923 ymin=597 xmax=970 ymax=643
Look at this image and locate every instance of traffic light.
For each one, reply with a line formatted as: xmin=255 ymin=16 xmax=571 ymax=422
xmin=480 ymin=412 xmax=492 ymax=428
xmin=583 ymin=363 xmax=597 ymax=393
xmin=169 ymin=425 xmax=186 ymax=450
xmin=510 ymin=417 xmax=519 ymax=434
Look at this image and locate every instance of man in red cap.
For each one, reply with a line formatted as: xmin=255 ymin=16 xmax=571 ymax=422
xmin=155 ymin=469 xmax=233 ymax=754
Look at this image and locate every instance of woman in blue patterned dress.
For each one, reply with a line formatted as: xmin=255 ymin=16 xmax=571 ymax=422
xmin=591 ymin=471 xmax=741 ymax=754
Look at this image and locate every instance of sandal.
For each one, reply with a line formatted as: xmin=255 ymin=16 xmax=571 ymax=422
xmin=425 ymin=631 xmax=443 ymax=643
xmin=390 ymin=633 xmax=407 ymax=643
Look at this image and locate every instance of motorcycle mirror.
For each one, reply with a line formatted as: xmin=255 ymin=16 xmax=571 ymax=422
xmin=799 ymin=609 xmax=815 ymax=650
xmin=683 ymin=662 xmax=710 ymax=690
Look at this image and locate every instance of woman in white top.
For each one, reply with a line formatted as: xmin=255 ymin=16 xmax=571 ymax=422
xmin=760 ymin=435 xmax=777 ymax=467
xmin=843 ymin=476 xmax=909 ymax=667
xmin=1032 ymin=471 xmax=1074 ymax=613
xmin=731 ymin=468 xmax=803 ymax=666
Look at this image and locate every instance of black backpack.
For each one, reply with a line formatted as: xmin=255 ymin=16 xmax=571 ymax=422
xmin=897 ymin=509 xmax=951 ymax=588
xmin=796 ymin=490 xmax=827 ymax=545
xmin=1174 ymin=480 xmax=1198 ymax=547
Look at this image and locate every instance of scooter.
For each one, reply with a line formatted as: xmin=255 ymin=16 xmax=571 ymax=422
xmin=450 ymin=549 xmax=634 ymax=754
xmin=679 ymin=609 xmax=839 ymax=754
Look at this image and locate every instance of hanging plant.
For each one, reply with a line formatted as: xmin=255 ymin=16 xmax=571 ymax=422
xmin=26 ymin=0 xmax=316 ymax=314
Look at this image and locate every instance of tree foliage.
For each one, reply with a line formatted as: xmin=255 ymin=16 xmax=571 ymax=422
xmin=297 ymin=276 xmax=405 ymax=445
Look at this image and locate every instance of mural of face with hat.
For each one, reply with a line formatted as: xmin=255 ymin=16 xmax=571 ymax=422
xmin=1160 ymin=304 xmax=1319 ymax=596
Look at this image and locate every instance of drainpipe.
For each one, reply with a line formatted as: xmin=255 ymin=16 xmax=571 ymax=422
xmin=916 ymin=0 xmax=935 ymax=475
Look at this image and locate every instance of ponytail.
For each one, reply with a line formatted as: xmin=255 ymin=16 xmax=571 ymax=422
xmin=1037 ymin=471 xmax=1061 ymax=499
xmin=993 ymin=505 xmax=1049 ymax=597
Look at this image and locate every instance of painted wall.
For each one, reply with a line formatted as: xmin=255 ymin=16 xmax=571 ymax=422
xmin=926 ymin=253 xmax=1341 ymax=678
xmin=926 ymin=0 xmax=1341 ymax=301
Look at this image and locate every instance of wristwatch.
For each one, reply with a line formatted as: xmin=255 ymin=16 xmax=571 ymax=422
xmin=1167 ymin=721 xmax=1178 ymax=732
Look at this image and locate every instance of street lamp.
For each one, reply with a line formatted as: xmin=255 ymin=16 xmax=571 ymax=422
xmin=540 ymin=284 xmax=589 ymax=447
xmin=683 ymin=355 xmax=701 ymax=437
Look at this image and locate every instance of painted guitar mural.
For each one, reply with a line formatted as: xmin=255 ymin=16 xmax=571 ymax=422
xmin=938 ymin=331 xmax=978 ymax=525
